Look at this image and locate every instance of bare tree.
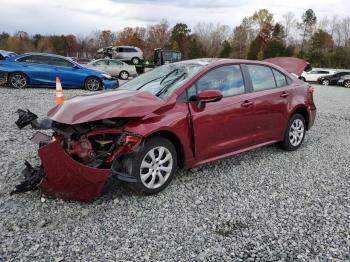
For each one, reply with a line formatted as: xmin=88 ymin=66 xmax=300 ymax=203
xmin=193 ymin=22 xmax=230 ymax=57
xmin=282 ymin=12 xmax=297 ymax=42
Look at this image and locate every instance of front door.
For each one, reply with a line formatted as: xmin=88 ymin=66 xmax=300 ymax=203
xmin=188 ymin=65 xmax=255 ymax=161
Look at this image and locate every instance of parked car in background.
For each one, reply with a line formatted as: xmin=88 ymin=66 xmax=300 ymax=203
xmin=78 ymin=58 xmax=92 ymax=65
xmin=337 ymin=75 xmax=350 ymax=88
xmin=86 ymin=59 xmax=137 ymax=80
xmin=317 ymin=71 xmax=350 ymax=85
xmin=97 ymin=46 xmax=144 ymax=65
xmin=300 ymin=69 xmax=336 ymax=82
xmin=19 ymin=58 xmax=316 ymax=200
xmin=0 ymin=53 xmax=118 ymax=91
xmin=0 ymin=50 xmax=17 ymax=60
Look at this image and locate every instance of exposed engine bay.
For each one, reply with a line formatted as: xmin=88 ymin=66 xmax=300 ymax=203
xmin=12 ymin=109 xmax=144 ymax=201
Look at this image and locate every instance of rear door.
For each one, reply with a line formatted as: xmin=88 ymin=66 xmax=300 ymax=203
xmin=188 ymin=64 xmax=256 ymax=161
xmin=16 ymin=55 xmax=56 ymax=86
xmin=244 ymin=64 xmax=293 ymax=144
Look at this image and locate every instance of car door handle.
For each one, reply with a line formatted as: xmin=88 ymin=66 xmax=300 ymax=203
xmin=241 ymin=100 xmax=254 ymax=107
xmin=280 ymin=92 xmax=289 ymax=98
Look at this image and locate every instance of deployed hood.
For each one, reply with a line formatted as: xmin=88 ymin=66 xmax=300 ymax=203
xmin=47 ymin=90 xmax=166 ymax=125
xmin=263 ymin=57 xmax=311 ymax=77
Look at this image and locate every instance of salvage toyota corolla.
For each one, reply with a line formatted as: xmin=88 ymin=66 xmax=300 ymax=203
xmin=13 ymin=58 xmax=316 ymax=202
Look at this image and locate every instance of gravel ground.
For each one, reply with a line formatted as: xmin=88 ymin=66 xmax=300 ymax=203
xmin=0 ymin=84 xmax=349 ymax=261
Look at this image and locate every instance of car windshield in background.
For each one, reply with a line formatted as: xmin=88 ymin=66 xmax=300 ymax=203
xmin=120 ymin=63 xmax=203 ymax=99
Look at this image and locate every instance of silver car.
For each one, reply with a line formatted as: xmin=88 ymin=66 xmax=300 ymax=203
xmin=110 ymin=46 xmax=143 ymax=65
xmin=86 ymin=59 xmax=137 ymax=80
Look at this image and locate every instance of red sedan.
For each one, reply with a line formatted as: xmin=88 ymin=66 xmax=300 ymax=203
xmin=15 ymin=58 xmax=316 ymax=201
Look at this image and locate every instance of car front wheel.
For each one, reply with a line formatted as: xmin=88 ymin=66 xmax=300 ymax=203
xmin=119 ymin=71 xmax=129 ymax=80
xmin=280 ymin=113 xmax=306 ymax=151
xmin=9 ymin=73 xmax=28 ymax=89
xmin=125 ymin=137 xmax=177 ymax=194
xmin=85 ymin=77 xmax=101 ymax=91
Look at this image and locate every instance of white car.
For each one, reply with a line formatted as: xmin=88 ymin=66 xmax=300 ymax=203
xmin=300 ymin=69 xmax=336 ymax=82
xmin=86 ymin=59 xmax=138 ymax=80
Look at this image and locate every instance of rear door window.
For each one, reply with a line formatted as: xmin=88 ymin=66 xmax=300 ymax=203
xmin=49 ymin=57 xmax=74 ymax=67
xmin=247 ymin=64 xmax=276 ymax=91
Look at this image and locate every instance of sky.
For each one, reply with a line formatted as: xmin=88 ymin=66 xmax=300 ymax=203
xmin=1 ymin=0 xmax=349 ymax=36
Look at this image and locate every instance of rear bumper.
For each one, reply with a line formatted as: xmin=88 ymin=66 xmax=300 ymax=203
xmin=102 ymin=78 xmax=119 ymax=89
xmin=38 ymin=140 xmax=111 ymax=202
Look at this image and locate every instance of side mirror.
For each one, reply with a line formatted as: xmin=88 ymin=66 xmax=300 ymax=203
xmin=197 ymin=89 xmax=223 ymax=108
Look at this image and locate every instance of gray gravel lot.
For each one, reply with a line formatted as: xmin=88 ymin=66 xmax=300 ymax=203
xmin=0 ymin=84 xmax=349 ymax=261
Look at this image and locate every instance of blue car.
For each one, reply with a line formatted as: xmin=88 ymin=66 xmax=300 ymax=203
xmin=0 ymin=53 xmax=119 ymax=91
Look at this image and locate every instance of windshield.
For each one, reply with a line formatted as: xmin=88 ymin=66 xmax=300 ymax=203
xmin=121 ymin=63 xmax=203 ymax=99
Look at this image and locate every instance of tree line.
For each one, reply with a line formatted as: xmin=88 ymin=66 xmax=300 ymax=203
xmin=1 ymin=9 xmax=350 ymax=68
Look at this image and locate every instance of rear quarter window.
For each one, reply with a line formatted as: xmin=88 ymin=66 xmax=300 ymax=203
xmin=272 ymin=69 xmax=287 ymax=88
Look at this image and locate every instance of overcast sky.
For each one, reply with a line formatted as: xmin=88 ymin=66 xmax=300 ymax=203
xmin=1 ymin=0 xmax=349 ymax=36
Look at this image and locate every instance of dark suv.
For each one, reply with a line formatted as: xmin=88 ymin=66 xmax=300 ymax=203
xmin=317 ymin=71 xmax=350 ymax=86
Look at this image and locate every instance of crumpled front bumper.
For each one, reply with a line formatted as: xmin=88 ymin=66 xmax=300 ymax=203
xmin=38 ymin=140 xmax=111 ymax=202
xmin=102 ymin=78 xmax=119 ymax=90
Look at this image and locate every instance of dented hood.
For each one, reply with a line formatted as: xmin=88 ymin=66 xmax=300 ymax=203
xmin=47 ymin=90 xmax=166 ymax=124
xmin=263 ymin=57 xmax=310 ymax=77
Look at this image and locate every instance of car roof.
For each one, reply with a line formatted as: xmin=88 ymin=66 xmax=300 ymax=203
xmin=21 ymin=52 xmax=71 ymax=60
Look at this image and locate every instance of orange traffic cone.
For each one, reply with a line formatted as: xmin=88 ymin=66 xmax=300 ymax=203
xmin=55 ymin=77 xmax=65 ymax=105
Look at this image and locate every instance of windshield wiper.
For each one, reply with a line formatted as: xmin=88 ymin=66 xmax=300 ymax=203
xmin=160 ymin=69 xmax=178 ymax=85
xmin=156 ymin=72 xmax=187 ymax=97
xmin=136 ymin=76 xmax=164 ymax=90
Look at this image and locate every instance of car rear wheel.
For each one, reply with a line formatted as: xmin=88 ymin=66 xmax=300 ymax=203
xmin=85 ymin=77 xmax=101 ymax=91
xmin=322 ymin=79 xmax=330 ymax=86
xmin=344 ymin=80 xmax=350 ymax=88
xmin=9 ymin=73 xmax=28 ymax=89
xmin=119 ymin=71 xmax=129 ymax=80
xmin=280 ymin=113 xmax=306 ymax=151
xmin=122 ymin=137 xmax=177 ymax=194
xmin=131 ymin=57 xmax=140 ymax=65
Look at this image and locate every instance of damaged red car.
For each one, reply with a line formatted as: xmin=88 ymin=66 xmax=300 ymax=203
xmin=14 ymin=58 xmax=316 ymax=202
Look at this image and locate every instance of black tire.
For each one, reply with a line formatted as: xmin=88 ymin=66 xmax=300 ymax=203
xmin=299 ymin=77 xmax=306 ymax=82
xmin=279 ymin=113 xmax=306 ymax=151
xmin=131 ymin=57 xmax=140 ymax=65
xmin=121 ymin=137 xmax=177 ymax=195
xmin=8 ymin=72 xmax=28 ymax=89
xmin=119 ymin=70 xmax=129 ymax=80
xmin=84 ymin=77 xmax=102 ymax=91
xmin=344 ymin=80 xmax=350 ymax=88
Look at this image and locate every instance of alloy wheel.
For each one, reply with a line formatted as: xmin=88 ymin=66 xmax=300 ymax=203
xmin=120 ymin=71 xmax=129 ymax=80
xmin=10 ymin=74 xmax=27 ymax=88
xmin=140 ymin=146 xmax=173 ymax=189
xmin=344 ymin=81 xmax=350 ymax=88
xmin=289 ymin=119 xmax=305 ymax=147
xmin=86 ymin=78 xmax=100 ymax=91
xmin=322 ymin=79 xmax=330 ymax=86
xmin=132 ymin=58 xmax=140 ymax=65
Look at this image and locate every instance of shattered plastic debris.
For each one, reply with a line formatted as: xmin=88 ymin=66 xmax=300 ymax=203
xmin=11 ymin=161 xmax=45 ymax=195
xmin=15 ymin=109 xmax=38 ymax=129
